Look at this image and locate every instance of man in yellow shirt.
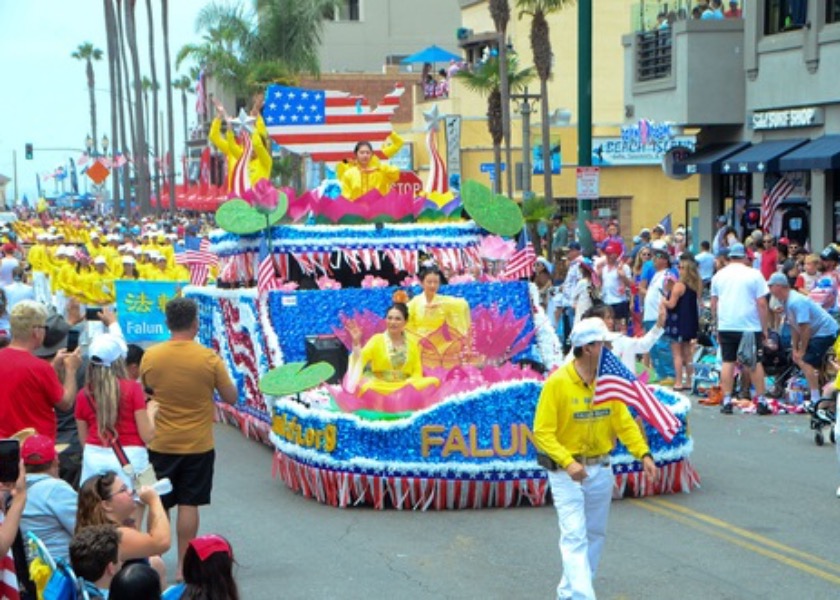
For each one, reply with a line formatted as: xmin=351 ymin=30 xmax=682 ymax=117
xmin=139 ymin=297 xmax=238 ymax=580
xmin=533 ymin=317 xmax=658 ymax=600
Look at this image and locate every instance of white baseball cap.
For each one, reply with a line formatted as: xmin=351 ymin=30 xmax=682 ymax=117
xmin=570 ymin=318 xmax=621 ymax=348
xmin=88 ymin=334 xmax=126 ymax=368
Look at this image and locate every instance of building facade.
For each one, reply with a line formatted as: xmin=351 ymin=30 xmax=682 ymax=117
xmin=625 ymin=1 xmax=840 ymax=249
xmin=320 ymin=0 xmax=462 ymax=73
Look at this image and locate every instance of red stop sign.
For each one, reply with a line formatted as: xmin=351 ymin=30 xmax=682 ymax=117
xmin=393 ymin=171 xmax=423 ymax=197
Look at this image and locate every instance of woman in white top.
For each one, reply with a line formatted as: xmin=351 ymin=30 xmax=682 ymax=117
xmin=581 ymin=302 xmax=667 ymax=375
xmin=571 ymin=259 xmax=597 ymax=326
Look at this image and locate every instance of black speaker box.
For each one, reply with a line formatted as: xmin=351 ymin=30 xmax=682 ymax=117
xmin=305 ymin=335 xmax=348 ymax=384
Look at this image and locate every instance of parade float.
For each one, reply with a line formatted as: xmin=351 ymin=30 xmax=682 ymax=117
xmin=185 ymin=84 xmax=699 ymax=509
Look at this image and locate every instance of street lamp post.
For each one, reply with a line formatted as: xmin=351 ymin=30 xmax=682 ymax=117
xmin=511 ymin=87 xmax=541 ymax=201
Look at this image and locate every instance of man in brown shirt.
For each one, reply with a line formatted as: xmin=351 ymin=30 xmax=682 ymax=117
xmin=140 ymin=297 xmax=237 ymax=579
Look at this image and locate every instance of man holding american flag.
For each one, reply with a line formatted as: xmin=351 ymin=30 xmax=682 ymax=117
xmin=533 ymin=318 xmax=658 ymax=600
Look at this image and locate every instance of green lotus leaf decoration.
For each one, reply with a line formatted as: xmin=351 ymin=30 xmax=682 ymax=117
xmin=259 ymin=361 xmax=335 ymax=396
xmin=461 ymin=179 xmax=523 ymax=237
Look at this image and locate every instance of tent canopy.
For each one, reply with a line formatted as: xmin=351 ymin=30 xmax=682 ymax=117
xmin=401 ymin=45 xmax=462 ymax=64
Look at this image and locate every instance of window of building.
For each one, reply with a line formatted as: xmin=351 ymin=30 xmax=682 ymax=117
xmin=828 ymin=0 xmax=840 ymax=23
xmin=765 ymin=0 xmax=808 ymax=34
xmin=325 ymin=0 xmax=360 ymax=21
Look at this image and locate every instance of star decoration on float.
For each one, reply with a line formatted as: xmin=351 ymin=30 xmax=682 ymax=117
xmin=229 ymin=107 xmax=256 ymax=135
xmin=423 ymin=103 xmax=444 ymax=132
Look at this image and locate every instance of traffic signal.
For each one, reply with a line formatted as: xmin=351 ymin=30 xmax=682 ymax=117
xmin=25 ymin=143 xmax=33 ymax=160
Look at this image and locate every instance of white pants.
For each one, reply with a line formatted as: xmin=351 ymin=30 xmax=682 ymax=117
xmin=547 ymin=463 xmax=614 ymax=600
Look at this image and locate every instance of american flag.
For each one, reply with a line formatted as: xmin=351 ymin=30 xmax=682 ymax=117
xmin=195 ymin=68 xmax=206 ymax=120
xmin=424 ymin=124 xmax=448 ymax=195
xmin=761 ymin=175 xmax=794 ymax=231
xmin=500 ymin=229 xmax=535 ymax=280
xmin=257 ymin=239 xmax=283 ymax=294
xmin=262 ymin=84 xmax=404 ymax=165
xmin=175 ymin=238 xmax=218 ymax=286
xmin=230 ymin=133 xmax=252 ymax=197
xmin=0 ymin=549 xmax=17 ymax=600
xmin=593 ymin=348 xmax=681 ymax=442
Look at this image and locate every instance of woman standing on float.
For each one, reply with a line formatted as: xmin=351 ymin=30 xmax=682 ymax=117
xmin=336 ymin=133 xmax=404 ymax=200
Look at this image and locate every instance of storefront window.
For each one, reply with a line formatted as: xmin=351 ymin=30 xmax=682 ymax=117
xmin=828 ymin=0 xmax=840 ymax=24
xmin=765 ymin=0 xmax=808 ymax=34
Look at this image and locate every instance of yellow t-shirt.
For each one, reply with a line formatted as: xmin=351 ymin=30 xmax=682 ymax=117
xmin=140 ymin=340 xmax=233 ymax=454
xmin=533 ymin=361 xmax=650 ymax=468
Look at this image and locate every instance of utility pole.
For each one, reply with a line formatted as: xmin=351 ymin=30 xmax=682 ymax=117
xmin=511 ymin=87 xmax=540 ymax=200
xmin=578 ymin=0 xmax=594 ymax=255
xmin=12 ymin=150 xmax=18 ymax=204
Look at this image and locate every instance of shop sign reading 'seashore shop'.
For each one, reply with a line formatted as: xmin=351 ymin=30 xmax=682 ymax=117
xmin=751 ymin=107 xmax=824 ymax=130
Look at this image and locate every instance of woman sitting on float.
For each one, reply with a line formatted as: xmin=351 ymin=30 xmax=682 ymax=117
xmin=344 ymin=295 xmax=439 ymax=410
xmin=335 ymin=133 xmax=404 ymax=201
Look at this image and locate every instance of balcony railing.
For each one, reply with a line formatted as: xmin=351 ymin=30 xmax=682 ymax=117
xmin=630 ymin=1 xmax=693 ymax=32
xmin=636 ymin=29 xmax=672 ymax=81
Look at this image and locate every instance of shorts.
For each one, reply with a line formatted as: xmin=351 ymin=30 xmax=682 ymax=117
xmin=607 ymin=301 xmax=630 ymax=321
xmin=803 ymin=335 xmax=836 ymax=369
xmin=148 ymin=449 xmax=215 ymax=509
xmin=719 ymin=331 xmax=764 ymax=364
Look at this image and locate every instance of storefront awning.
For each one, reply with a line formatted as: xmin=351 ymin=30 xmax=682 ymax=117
xmin=720 ymin=139 xmax=808 ymax=174
xmin=778 ymin=135 xmax=840 ymax=171
xmin=671 ymin=142 xmax=750 ymax=175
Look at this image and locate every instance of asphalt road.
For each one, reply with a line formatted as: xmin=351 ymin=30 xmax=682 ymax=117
xmin=162 ymin=400 xmax=840 ymax=599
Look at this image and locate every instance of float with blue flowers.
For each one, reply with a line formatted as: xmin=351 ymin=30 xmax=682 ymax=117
xmin=187 ymin=93 xmax=698 ymax=509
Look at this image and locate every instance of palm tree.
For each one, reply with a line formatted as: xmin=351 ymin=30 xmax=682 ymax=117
xmin=102 ymin=1 xmax=123 ymax=214
xmin=124 ymin=0 xmax=151 ymax=214
xmin=456 ymin=55 xmax=535 ymax=194
xmin=71 ymin=42 xmax=104 ymax=155
xmin=142 ymin=76 xmax=162 ymax=212
xmin=176 ymin=2 xmax=253 ymax=97
xmin=172 ymin=75 xmax=192 ymax=158
xmin=144 ymin=0 xmax=162 ymax=213
xmin=177 ymin=0 xmax=340 ymax=98
xmin=489 ymin=0 xmax=514 ymax=198
xmin=116 ymin=0 xmax=137 ymax=213
xmin=517 ymin=0 xmax=574 ymax=207
xmin=161 ymin=0 xmax=177 ymax=212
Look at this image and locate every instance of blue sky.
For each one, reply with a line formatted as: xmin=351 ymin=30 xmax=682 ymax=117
xmin=0 ymin=0 xmax=210 ymax=203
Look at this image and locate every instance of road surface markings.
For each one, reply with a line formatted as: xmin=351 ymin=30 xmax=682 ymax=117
xmin=632 ymin=497 xmax=840 ymax=585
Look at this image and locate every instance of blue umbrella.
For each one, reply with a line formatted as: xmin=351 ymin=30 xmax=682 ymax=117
xmin=401 ymin=44 xmax=462 ymax=64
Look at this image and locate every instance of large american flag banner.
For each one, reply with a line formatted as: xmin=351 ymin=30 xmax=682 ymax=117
xmin=593 ymin=348 xmax=681 ymax=442
xmin=760 ymin=175 xmax=794 ymax=231
xmin=500 ymin=229 xmax=535 ymax=280
xmin=263 ymin=84 xmax=404 ymax=165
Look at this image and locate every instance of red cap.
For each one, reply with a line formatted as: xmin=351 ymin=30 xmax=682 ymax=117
xmin=604 ymin=242 xmax=622 ymax=256
xmin=2 ymin=243 xmax=14 ymax=254
xmin=189 ymin=534 xmax=232 ymax=561
xmin=21 ymin=434 xmax=59 ymax=465
xmin=778 ymin=237 xmax=790 ymax=246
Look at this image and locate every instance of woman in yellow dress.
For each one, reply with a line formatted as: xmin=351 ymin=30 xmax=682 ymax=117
xmin=346 ymin=302 xmax=439 ymax=397
xmin=406 ymin=266 xmax=471 ymax=369
xmin=336 ymin=133 xmax=404 ymax=200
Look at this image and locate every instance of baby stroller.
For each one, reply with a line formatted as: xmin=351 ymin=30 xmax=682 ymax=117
xmin=760 ymin=330 xmax=798 ymax=399
xmin=808 ymin=392 xmax=837 ymax=446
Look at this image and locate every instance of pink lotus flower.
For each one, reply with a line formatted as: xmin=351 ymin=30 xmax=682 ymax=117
xmin=243 ymin=178 xmax=279 ymax=215
xmin=332 ymin=310 xmax=385 ymax=350
xmin=400 ymin=274 xmax=420 ymax=287
xmin=360 ymin=275 xmax=390 ymax=289
xmin=278 ymin=281 xmax=299 ymax=292
xmin=315 ymin=276 xmax=342 ymax=290
xmin=478 ymin=235 xmax=516 ymax=261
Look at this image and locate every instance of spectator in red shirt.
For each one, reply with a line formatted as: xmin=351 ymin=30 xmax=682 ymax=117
xmin=725 ymin=0 xmax=742 ymax=18
xmin=0 ymin=301 xmax=81 ymax=441
xmin=760 ymin=235 xmax=780 ymax=280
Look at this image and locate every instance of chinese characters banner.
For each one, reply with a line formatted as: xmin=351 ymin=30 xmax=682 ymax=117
xmin=115 ymin=280 xmax=183 ymax=343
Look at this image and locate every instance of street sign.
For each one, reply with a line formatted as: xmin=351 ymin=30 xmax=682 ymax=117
xmin=480 ymin=162 xmax=505 ymax=183
xmin=86 ymin=159 xmax=110 ymax=185
xmin=576 ymin=167 xmax=600 ymax=199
